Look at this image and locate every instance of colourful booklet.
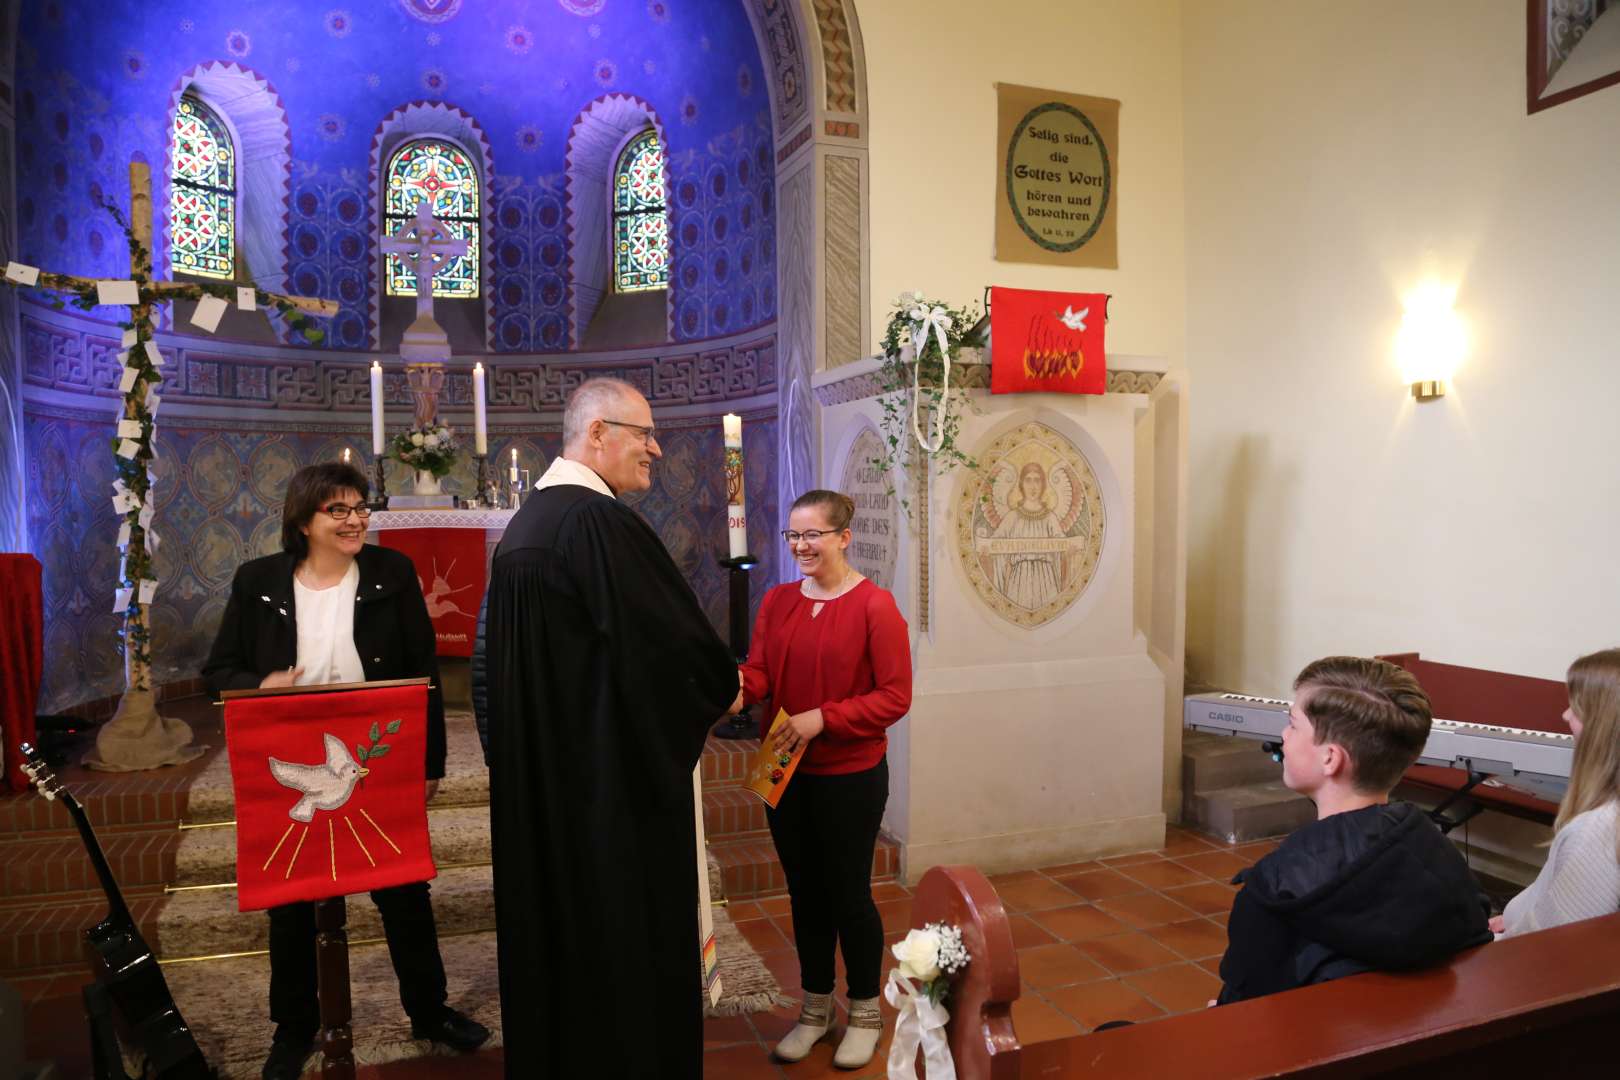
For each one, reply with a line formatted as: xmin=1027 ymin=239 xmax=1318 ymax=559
xmin=745 ymin=709 xmax=807 ymax=808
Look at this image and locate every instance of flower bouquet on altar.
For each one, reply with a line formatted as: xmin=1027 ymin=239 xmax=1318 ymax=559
xmin=885 ymin=922 xmax=971 ymax=1080
xmin=392 ymin=424 xmax=459 ymax=495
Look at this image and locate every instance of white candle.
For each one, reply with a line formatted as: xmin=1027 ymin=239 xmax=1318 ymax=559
xmin=473 ymin=362 xmax=488 ymax=454
xmin=341 ymin=447 xmax=351 ymax=464
xmin=509 ymin=446 xmax=519 ymax=484
xmin=370 ymin=361 xmax=385 ymax=455
xmin=723 ymin=414 xmax=746 ymax=558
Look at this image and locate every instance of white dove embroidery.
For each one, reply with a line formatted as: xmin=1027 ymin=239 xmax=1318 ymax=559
xmin=1057 ymin=306 xmax=1089 ymax=331
xmin=268 ymin=733 xmax=369 ymax=823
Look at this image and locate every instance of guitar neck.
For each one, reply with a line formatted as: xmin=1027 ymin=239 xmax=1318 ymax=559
xmin=59 ymin=791 xmax=135 ymax=927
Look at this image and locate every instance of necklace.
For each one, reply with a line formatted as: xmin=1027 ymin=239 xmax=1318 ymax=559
xmin=801 ymin=564 xmax=858 ymax=602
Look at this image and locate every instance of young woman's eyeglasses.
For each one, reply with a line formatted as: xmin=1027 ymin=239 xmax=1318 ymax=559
xmin=600 ymin=419 xmax=659 ymax=446
xmin=320 ymin=503 xmax=373 ymax=521
xmin=781 ymin=529 xmax=840 ymax=544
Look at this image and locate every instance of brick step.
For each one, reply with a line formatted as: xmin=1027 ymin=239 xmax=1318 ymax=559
xmin=0 ymin=827 xmax=182 ymax=899
xmin=0 ymin=780 xmax=192 ymax=835
xmin=702 ymin=785 xmax=771 ymax=841
xmin=711 ymin=832 xmax=900 ymax=901
xmin=0 ymin=885 xmax=168 ymax=976
xmin=701 ymin=734 xmax=759 ymax=790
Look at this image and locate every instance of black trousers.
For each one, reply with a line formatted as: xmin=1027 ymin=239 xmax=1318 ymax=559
xmin=766 ymin=758 xmax=888 ymax=1000
xmin=266 ymin=880 xmax=448 ymax=1039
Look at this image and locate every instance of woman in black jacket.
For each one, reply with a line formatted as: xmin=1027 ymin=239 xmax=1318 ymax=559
xmin=202 ymin=462 xmax=487 ymax=1079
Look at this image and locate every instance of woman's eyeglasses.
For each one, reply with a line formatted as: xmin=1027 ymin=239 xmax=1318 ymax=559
xmin=781 ymin=529 xmax=839 ymax=544
xmin=321 ymin=503 xmax=373 ymax=521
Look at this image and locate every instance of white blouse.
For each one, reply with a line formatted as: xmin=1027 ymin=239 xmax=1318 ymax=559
xmin=292 ymin=561 xmax=366 ymax=686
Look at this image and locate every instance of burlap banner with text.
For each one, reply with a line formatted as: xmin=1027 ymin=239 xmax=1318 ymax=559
xmin=994 ymin=83 xmax=1119 ymax=268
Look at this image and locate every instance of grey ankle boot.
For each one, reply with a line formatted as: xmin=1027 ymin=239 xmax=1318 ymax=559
xmin=833 ymin=996 xmax=883 ymax=1069
xmin=774 ymin=990 xmax=833 ymax=1062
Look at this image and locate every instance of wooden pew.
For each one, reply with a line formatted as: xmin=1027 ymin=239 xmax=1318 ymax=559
xmin=906 ymin=865 xmax=1023 ymax=1079
xmin=1019 ymin=911 xmax=1620 ymax=1077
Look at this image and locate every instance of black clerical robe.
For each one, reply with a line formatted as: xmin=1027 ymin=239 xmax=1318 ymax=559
xmin=485 ymin=480 xmax=736 ymax=1078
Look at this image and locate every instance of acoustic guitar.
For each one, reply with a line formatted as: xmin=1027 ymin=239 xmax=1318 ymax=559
xmin=18 ymin=742 xmax=214 ymax=1079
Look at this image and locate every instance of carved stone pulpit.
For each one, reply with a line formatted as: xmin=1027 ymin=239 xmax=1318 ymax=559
xmin=815 ymin=353 xmax=1189 ymax=880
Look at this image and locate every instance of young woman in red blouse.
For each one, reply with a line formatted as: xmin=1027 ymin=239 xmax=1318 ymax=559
xmin=740 ymin=490 xmax=912 ymax=1069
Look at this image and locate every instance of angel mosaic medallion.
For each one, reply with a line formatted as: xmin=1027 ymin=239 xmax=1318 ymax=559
xmin=956 ymin=421 xmax=1106 ymax=629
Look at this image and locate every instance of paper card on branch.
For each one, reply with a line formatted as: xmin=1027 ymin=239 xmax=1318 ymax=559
xmin=117 ymin=419 xmax=143 ymax=439
xmin=112 ymin=493 xmax=138 ymax=514
xmin=139 ymin=580 xmax=158 ymax=604
xmin=117 ymin=523 xmax=131 ymax=548
xmin=113 ymin=588 xmax=132 ymax=614
xmin=144 ymin=340 xmax=164 ymax=367
xmin=147 ymin=530 xmax=160 ymax=552
xmin=138 ymin=505 xmax=155 ymax=528
xmin=97 ymin=280 xmax=139 ymax=306
xmin=112 ymin=478 xmax=127 ymax=494
xmin=122 ymin=328 xmax=138 ymax=347
xmin=237 ymin=287 xmax=257 ymax=311
xmin=116 ymin=350 xmax=130 ymax=366
xmin=191 ymin=294 xmax=228 ymax=333
xmin=118 ymin=367 xmax=140 ymax=393
xmin=117 ymin=439 xmax=140 ymax=459
xmin=146 ymin=391 xmax=162 ymax=414
xmin=5 ymin=262 xmax=39 ymax=286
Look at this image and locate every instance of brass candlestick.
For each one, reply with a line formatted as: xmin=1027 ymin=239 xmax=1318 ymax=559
xmin=474 ymin=452 xmax=493 ymax=507
xmin=371 ymin=453 xmax=388 ymax=508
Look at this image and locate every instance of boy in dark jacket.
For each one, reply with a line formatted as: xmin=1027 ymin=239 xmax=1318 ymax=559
xmin=1216 ymin=656 xmax=1493 ymax=1005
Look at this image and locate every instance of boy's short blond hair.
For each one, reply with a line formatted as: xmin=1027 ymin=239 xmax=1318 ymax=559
xmin=1294 ymin=656 xmax=1433 ymax=794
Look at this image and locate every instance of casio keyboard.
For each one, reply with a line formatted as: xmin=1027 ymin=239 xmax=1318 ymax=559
xmin=1184 ymin=692 xmax=1574 ymax=804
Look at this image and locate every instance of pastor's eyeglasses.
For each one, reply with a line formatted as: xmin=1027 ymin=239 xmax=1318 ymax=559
xmin=600 ymin=419 xmax=659 ymax=446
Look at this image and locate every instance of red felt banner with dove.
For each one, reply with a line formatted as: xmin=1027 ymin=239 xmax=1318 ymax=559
xmin=225 ymin=683 xmax=435 ymax=911
xmin=378 ymin=527 xmax=486 ymax=657
xmin=989 ymin=286 xmax=1108 ymax=395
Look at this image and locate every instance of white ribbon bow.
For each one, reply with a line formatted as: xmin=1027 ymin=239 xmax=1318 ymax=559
xmin=884 ymin=969 xmax=956 ymax=1080
xmin=907 ymin=304 xmax=954 ymax=454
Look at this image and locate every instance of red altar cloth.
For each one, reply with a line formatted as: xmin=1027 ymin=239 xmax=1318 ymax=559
xmin=377 ymin=528 xmax=486 ymax=658
xmin=0 ymin=554 xmax=43 ymax=793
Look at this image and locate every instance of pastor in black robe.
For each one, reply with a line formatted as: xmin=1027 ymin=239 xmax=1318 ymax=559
xmin=485 ymin=475 xmax=737 ymax=1078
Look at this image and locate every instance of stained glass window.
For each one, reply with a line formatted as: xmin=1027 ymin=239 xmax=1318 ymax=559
xmin=169 ymin=96 xmax=236 ymax=279
xmin=613 ymin=130 xmax=669 ymax=292
xmin=385 ymin=140 xmax=481 ymax=299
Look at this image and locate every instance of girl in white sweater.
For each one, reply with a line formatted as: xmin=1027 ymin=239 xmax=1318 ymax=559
xmin=1493 ymin=648 xmax=1620 ymax=936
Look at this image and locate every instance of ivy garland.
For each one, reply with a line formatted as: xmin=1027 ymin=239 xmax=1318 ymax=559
xmin=870 ymin=292 xmax=983 ymax=515
xmin=17 ymin=195 xmax=332 ymax=685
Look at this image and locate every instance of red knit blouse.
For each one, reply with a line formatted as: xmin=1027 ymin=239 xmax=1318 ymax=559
xmin=740 ymin=578 xmax=913 ymax=775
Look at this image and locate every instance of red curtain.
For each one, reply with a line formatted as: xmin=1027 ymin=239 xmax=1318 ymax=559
xmin=0 ymin=554 xmax=43 ymax=793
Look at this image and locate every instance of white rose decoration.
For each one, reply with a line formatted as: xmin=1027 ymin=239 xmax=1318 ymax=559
xmin=424 ymin=434 xmax=440 ymax=448
xmin=411 ymin=432 xmax=425 ymax=446
xmin=892 ymin=927 xmax=942 ymax=982
xmin=437 ymin=427 xmax=450 ymax=439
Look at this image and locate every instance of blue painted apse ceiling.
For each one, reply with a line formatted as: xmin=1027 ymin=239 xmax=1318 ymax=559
xmin=16 ymin=0 xmax=777 ymax=351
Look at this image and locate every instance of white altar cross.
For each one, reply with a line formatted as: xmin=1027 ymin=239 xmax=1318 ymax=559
xmin=381 ymin=200 xmax=471 ymax=320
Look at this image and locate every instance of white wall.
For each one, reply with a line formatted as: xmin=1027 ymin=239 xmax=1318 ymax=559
xmin=858 ymin=0 xmax=1186 ymax=364
xmin=1183 ymin=0 xmax=1620 ymax=696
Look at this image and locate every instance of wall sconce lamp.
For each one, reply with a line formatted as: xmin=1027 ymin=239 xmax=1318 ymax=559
xmin=1396 ymin=284 xmax=1466 ymax=402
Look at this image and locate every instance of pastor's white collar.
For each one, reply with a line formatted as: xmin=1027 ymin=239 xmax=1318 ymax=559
xmin=533 ymin=456 xmax=616 ymax=499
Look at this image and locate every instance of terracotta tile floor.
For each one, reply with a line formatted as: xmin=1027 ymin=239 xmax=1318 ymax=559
xmin=13 ymin=825 xmax=1263 ymax=1077
xmin=702 ymin=824 xmax=1267 ymax=1077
